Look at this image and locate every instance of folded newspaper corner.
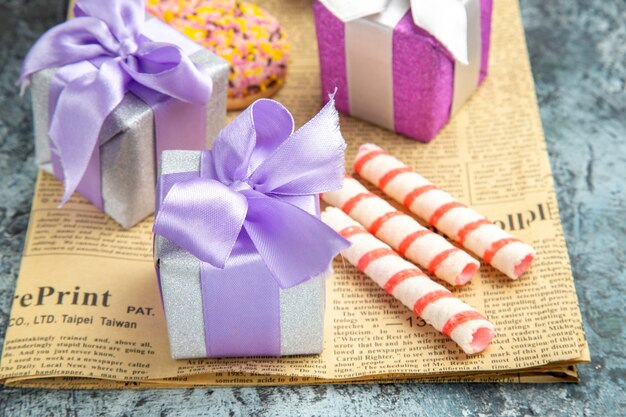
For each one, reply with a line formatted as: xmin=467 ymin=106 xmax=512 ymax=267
xmin=0 ymin=0 xmax=589 ymax=388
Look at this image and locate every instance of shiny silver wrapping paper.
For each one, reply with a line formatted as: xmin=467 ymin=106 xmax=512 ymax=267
xmin=155 ymin=150 xmax=327 ymax=359
xmin=30 ymin=50 xmax=229 ymax=229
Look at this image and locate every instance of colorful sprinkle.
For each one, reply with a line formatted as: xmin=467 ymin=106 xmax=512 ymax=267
xmin=147 ymin=0 xmax=290 ymax=100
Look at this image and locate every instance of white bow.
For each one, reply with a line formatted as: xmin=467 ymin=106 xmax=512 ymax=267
xmin=319 ymin=0 xmax=471 ymax=64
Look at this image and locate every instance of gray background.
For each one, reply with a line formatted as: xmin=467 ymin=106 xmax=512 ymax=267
xmin=0 ymin=0 xmax=624 ymax=415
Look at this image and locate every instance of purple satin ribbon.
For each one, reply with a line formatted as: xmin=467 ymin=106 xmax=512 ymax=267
xmin=154 ymin=98 xmax=350 ymax=357
xmin=19 ymin=0 xmax=211 ymax=208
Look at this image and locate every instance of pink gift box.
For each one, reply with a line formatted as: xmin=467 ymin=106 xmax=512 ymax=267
xmin=313 ymin=0 xmax=493 ymax=142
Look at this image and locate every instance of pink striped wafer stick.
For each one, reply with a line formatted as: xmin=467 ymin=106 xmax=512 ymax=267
xmin=353 ymin=143 xmax=536 ymax=280
xmin=322 ymin=176 xmax=480 ymax=286
xmin=322 ymin=208 xmax=495 ymax=354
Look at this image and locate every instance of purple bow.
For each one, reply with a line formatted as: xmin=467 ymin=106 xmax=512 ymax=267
xmin=18 ymin=0 xmax=211 ymax=205
xmin=154 ymin=97 xmax=350 ymax=290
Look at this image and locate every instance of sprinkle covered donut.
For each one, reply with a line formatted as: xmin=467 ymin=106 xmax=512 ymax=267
xmin=147 ymin=0 xmax=289 ymax=110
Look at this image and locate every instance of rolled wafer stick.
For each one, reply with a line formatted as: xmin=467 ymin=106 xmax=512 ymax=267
xmin=322 ymin=207 xmax=495 ymax=355
xmin=322 ymin=176 xmax=479 ymax=286
xmin=353 ymin=144 xmax=536 ymax=280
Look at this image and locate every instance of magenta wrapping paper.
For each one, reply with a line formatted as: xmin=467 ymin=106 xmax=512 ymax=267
xmin=313 ymin=0 xmax=493 ymax=142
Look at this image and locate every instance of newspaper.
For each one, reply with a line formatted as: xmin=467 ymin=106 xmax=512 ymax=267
xmin=0 ymin=0 xmax=589 ymax=388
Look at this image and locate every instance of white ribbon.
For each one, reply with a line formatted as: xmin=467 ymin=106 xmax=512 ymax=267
xmin=320 ymin=0 xmax=472 ymax=63
xmin=319 ymin=0 xmax=389 ymax=22
xmin=450 ymin=0 xmax=481 ymax=115
xmin=319 ymin=0 xmax=482 ymax=129
xmin=344 ymin=0 xmax=409 ymax=130
xmin=410 ymin=0 xmax=470 ymax=64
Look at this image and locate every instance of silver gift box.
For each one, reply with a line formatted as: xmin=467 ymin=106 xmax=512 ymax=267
xmin=30 ymin=48 xmax=229 ymax=229
xmin=155 ymin=150 xmax=327 ymax=359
